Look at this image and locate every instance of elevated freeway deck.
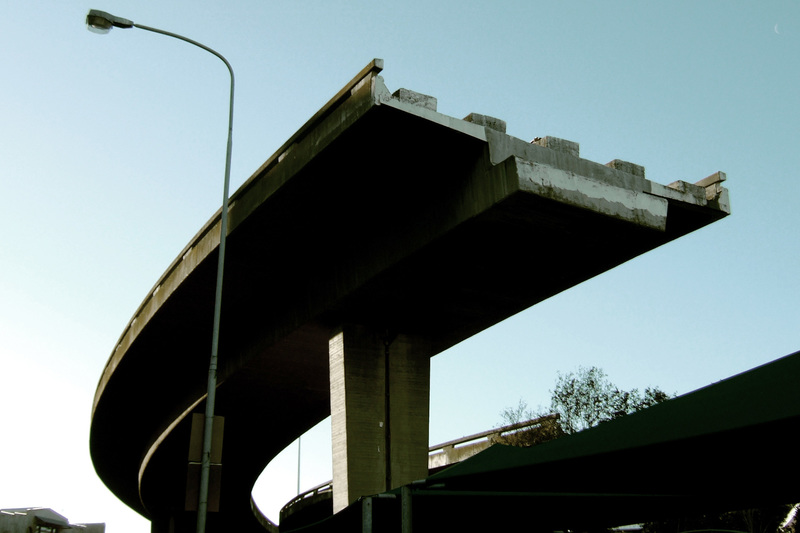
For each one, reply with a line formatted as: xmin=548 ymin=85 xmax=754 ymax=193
xmin=89 ymin=59 xmax=729 ymax=532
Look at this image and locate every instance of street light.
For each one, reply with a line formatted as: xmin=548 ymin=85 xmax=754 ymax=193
xmin=86 ymin=10 xmax=133 ymax=33
xmin=86 ymin=10 xmax=234 ymax=533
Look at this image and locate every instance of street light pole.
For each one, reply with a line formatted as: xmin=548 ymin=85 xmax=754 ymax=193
xmin=86 ymin=10 xmax=233 ymax=533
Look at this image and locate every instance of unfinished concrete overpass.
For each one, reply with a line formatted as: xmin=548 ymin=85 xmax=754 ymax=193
xmin=89 ymin=59 xmax=730 ymax=532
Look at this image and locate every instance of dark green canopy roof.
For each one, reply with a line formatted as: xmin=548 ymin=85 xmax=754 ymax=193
xmin=410 ymin=349 xmax=800 ymax=529
xmin=432 ymin=349 xmax=800 ymax=492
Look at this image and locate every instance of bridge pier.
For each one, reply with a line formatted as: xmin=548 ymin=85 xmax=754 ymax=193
xmin=329 ymin=325 xmax=431 ymax=513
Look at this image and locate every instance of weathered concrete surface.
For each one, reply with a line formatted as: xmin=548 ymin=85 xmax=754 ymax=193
xmin=329 ymin=326 xmax=430 ymax=513
xmin=89 ymin=59 xmax=730 ymax=532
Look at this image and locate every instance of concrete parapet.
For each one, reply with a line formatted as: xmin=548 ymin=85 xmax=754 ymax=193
xmin=695 ymin=171 xmax=728 ymax=201
xmin=391 ymin=88 xmax=437 ymax=111
xmin=463 ymin=112 xmax=507 ymax=133
xmin=532 ymin=136 xmax=580 ymax=157
xmin=606 ymin=158 xmax=646 ymax=178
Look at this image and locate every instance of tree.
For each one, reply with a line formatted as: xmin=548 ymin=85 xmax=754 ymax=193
xmin=501 ymin=366 xmax=672 ymax=441
xmin=549 ymin=366 xmax=671 ymax=434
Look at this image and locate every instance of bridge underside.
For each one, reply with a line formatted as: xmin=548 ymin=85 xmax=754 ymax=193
xmin=89 ymin=59 xmax=730 ymax=532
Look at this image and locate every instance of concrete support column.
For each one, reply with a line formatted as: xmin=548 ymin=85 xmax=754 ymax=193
xmin=149 ymin=513 xmax=179 ymax=533
xmin=329 ymin=325 xmax=431 ymax=513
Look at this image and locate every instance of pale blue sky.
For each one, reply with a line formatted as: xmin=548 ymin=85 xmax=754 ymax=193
xmin=1 ymin=1 xmax=798 ymax=530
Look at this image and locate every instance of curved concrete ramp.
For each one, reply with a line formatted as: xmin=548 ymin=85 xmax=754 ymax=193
xmin=89 ymin=59 xmax=729 ymax=532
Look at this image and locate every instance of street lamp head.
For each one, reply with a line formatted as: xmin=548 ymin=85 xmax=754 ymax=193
xmin=86 ymin=9 xmax=134 ymax=34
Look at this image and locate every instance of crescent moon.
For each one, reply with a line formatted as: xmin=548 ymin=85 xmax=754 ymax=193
xmin=775 ymin=24 xmax=780 ymax=34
